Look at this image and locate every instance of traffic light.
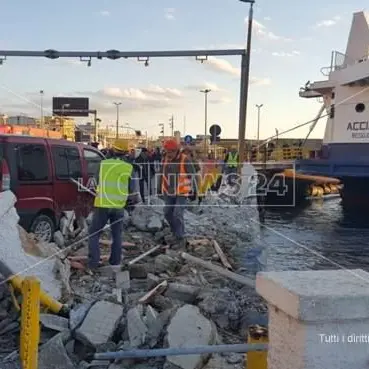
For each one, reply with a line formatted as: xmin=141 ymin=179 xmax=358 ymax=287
xmin=135 ymin=130 xmax=142 ymax=136
xmin=209 ymin=124 xmax=221 ymax=144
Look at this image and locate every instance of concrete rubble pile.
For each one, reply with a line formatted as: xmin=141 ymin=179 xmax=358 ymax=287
xmin=0 ymin=186 xmax=267 ymax=369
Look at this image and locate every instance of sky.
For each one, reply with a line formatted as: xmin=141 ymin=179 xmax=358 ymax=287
xmin=0 ymin=0 xmax=367 ymax=140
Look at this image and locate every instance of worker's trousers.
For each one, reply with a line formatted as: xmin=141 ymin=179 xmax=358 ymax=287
xmin=163 ymin=195 xmax=187 ymax=239
xmin=88 ymin=207 xmax=125 ymax=268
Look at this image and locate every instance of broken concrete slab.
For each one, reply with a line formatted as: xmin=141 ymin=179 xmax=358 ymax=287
xmin=40 ymin=314 xmax=69 ymax=332
xmin=147 ymin=273 xmax=161 ymax=290
xmin=69 ymin=302 xmax=94 ymax=331
xmin=38 ymin=332 xmax=76 ymax=369
xmin=116 ymin=271 xmax=130 ymax=290
xmin=127 ymin=306 xmax=147 ymax=348
xmin=165 ymin=283 xmax=200 ymax=304
xmin=166 ymin=305 xmax=217 ymax=369
xmin=154 ymin=255 xmax=178 ymax=274
xmin=145 ymin=305 xmax=158 ymax=328
xmin=131 ymin=206 xmax=164 ymax=232
xmin=76 ymin=301 xmax=123 ymax=347
xmin=99 ymin=265 xmax=121 ymax=278
xmin=147 ymin=216 xmax=163 ymax=232
xmin=146 ymin=308 xmax=173 ymax=349
xmin=151 ymin=295 xmax=175 ymax=312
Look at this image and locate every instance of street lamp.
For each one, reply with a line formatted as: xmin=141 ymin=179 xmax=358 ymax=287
xmin=39 ymin=90 xmax=44 ymax=129
xmin=200 ymin=89 xmax=211 ymax=154
xmin=113 ymin=102 xmax=122 ymax=138
xmin=238 ymin=0 xmax=255 ymax=166
xmin=256 ymin=104 xmax=263 ymax=145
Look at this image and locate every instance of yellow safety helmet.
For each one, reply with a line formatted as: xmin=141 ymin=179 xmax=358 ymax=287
xmin=112 ymin=139 xmax=129 ymax=152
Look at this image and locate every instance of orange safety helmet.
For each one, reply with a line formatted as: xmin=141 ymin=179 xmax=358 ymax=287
xmin=163 ymin=139 xmax=179 ymax=151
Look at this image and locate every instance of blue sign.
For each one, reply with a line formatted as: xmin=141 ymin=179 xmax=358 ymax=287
xmin=184 ymin=135 xmax=193 ymax=144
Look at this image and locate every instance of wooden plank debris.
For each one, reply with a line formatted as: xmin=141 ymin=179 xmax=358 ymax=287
xmin=180 ymin=252 xmax=255 ymax=288
xmin=212 ymin=240 xmax=233 ymax=270
xmin=99 ymin=240 xmax=136 ymax=247
xmin=128 ymin=245 xmax=162 ymax=266
xmin=138 ymin=280 xmax=168 ymax=304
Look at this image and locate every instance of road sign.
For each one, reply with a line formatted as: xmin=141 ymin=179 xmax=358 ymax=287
xmin=184 ymin=135 xmax=193 ymax=144
xmin=209 ymin=124 xmax=221 ymax=136
xmin=52 ymin=97 xmax=89 ymax=117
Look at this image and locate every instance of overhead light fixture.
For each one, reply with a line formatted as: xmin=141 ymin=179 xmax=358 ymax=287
xmin=138 ymin=57 xmax=149 ymax=67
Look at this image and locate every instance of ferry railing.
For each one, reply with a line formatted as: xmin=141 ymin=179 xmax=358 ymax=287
xmin=321 ymin=51 xmax=369 ymax=76
xmin=248 ymin=148 xmax=311 ymax=162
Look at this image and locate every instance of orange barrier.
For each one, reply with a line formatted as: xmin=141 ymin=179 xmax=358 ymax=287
xmin=0 ymin=124 xmax=62 ymax=138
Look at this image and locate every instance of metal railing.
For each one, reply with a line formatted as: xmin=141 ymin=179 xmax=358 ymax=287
xmin=247 ymin=147 xmax=314 ymax=162
xmin=321 ymin=51 xmax=369 ymax=76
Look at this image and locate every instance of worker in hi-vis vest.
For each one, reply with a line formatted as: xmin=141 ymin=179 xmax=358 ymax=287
xmin=88 ymin=139 xmax=139 ymax=271
xmin=160 ymin=139 xmax=197 ymax=249
xmin=224 ymin=148 xmax=239 ymax=186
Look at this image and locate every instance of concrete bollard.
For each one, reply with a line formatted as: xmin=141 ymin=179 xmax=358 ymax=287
xmin=246 ymin=325 xmax=268 ymax=369
xmin=256 ymin=269 xmax=369 ymax=369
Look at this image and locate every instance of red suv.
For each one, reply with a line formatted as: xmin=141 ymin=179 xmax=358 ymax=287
xmin=0 ymin=135 xmax=104 ymax=242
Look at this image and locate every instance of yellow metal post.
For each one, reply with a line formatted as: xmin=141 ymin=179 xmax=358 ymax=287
xmin=246 ymin=325 xmax=268 ymax=369
xmin=20 ymin=277 xmax=41 ymax=369
xmin=9 ymin=274 xmax=63 ymax=314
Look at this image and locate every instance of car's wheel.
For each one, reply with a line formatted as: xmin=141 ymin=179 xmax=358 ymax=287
xmin=29 ymin=214 xmax=55 ymax=243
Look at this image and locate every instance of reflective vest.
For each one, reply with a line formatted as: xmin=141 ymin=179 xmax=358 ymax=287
xmin=94 ymin=158 xmax=133 ymax=209
xmin=199 ymin=159 xmax=221 ymax=195
xmin=162 ymin=154 xmax=192 ymax=196
xmin=226 ymin=152 xmax=238 ymax=167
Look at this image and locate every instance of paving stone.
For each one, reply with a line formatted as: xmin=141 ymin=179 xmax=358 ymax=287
xmin=40 ymin=314 xmax=69 ymax=332
xmin=127 ymin=306 xmax=147 ymax=348
xmin=166 ymin=305 xmax=217 ymax=369
xmin=76 ymin=301 xmax=123 ymax=347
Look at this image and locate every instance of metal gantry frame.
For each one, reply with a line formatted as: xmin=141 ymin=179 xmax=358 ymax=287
xmin=0 ymin=48 xmax=249 ymax=155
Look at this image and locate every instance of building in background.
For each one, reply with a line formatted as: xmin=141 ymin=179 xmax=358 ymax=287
xmin=77 ymin=122 xmax=95 ymax=135
xmin=7 ymin=115 xmax=37 ymax=125
xmin=43 ymin=116 xmax=76 ymax=141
